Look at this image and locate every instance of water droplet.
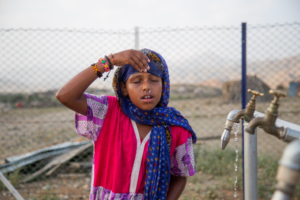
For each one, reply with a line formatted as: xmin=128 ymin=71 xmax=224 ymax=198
xmin=234 ymin=192 xmax=238 ymax=198
xmin=232 ymin=122 xmax=240 ymax=198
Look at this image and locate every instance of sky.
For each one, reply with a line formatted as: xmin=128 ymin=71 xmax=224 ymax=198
xmin=0 ymin=0 xmax=299 ymax=92
xmin=0 ymin=0 xmax=299 ymax=29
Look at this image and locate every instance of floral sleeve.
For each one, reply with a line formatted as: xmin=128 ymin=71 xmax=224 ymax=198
xmin=75 ymin=94 xmax=108 ymax=141
xmin=170 ymin=137 xmax=196 ymax=177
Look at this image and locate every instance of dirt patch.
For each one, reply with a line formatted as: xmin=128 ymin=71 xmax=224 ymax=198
xmin=0 ymin=174 xmax=91 ymax=200
xmin=1 ymin=96 xmax=300 ymax=199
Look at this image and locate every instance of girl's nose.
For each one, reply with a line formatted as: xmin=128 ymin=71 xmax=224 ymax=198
xmin=142 ymin=80 xmax=151 ymax=91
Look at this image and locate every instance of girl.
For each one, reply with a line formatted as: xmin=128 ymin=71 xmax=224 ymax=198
xmin=56 ymin=49 xmax=197 ymax=200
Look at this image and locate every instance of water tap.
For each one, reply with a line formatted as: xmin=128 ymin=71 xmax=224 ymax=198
xmin=246 ymin=90 xmax=287 ymax=139
xmin=221 ymin=89 xmax=264 ymax=150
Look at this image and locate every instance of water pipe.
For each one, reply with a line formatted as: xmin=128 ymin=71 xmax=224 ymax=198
xmin=221 ymin=89 xmax=264 ymax=200
xmin=253 ymin=111 xmax=300 ymax=140
xmin=223 ymin=111 xmax=300 ymax=200
xmin=221 ymin=89 xmax=300 ymax=200
xmin=244 ymin=90 xmax=300 ymax=200
xmin=221 ymin=117 xmax=259 ymax=200
xmin=247 ymin=90 xmax=300 ymax=142
xmin=221 ymin=89 xmax=264 ymax=150
xmin=271 ymin=140 xmax=300 ymax=200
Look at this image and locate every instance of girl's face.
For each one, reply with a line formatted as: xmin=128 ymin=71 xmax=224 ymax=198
xmin=121 ymin=72 xmax=162 ymax=110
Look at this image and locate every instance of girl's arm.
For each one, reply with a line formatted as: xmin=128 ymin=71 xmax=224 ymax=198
xmin=167 ymin=175 xmax=187 ymax=200
xmin=56 ymin=50 xmax=150 ymax=116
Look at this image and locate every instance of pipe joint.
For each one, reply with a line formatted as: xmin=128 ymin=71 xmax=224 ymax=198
xmin=282 ymin=127 xmax=300 ymax=143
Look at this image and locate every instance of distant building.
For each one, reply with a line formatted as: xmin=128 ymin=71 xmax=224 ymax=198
xmin=222 ymin=75 xmax=273 ymax=103
xmin=288 ymin=81 xmax=300 ymax=97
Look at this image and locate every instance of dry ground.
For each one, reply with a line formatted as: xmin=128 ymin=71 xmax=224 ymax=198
xmin=1 ymin=96 xmax=299 ymax=160
xmin=0 ymin=96 xmax=299 ymax=199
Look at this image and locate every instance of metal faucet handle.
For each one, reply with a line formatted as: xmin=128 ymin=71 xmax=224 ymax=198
xmin=247 ymin=89 xmax=264 ymax=99
xmin=269 ymin=90 xmax=287 ymax=103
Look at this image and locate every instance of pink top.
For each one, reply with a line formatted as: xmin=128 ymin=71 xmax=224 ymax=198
xmin=75 ymin=94 xmax=196 ymax=200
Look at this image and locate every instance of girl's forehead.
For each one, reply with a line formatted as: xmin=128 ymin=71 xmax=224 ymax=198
xmin=129 ymin=72 xmax=161 ymax=79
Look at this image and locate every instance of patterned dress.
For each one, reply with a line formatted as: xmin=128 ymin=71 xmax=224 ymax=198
xmin=75 ymin=94 xmax=196 ymax=200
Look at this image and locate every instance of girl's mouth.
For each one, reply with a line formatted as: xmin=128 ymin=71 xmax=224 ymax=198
xmin=141 ymin=95 xmax=154 ymax=103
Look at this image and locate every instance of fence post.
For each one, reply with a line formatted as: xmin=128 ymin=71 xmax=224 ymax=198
xmin=242 ymin=22 xmax=258 ymax=200
xmin=241 ymin=22 xmax=247 ymax=200
xmin=135 ymin=27 xmax=139 ymax=50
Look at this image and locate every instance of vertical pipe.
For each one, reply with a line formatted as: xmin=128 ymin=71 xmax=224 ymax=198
xmin=241 ymin=22 xmax=247 ymax=200
xmin=135 ymin=27 xmax=139 ymax=50
xmin=244 ymin=123 xmax=258 ymax=200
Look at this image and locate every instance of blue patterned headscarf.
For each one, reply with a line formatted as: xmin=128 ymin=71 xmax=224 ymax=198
xmin=113 ymin=48 xmax=197 ymax=200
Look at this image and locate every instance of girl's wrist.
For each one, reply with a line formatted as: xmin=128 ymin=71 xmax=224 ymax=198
xmin=109 ymin=53 xmax=115 ymax=65
xmin=111 ymin=52 xmax=120 ymax=66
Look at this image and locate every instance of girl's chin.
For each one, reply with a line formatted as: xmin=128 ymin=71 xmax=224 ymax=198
xmin=131 ymin=99 xmax=159 ymax=110
xmin=134 ymin=102 xmax=157 ymax=111
xmin=139 ymin=105 xmax=156 ymax=111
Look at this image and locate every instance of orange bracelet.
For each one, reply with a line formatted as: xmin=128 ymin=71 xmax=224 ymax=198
xmin=110 ymin=53 xmax=114 ymax=64
xmin=91 ymin=63 xmax=102 ymax=78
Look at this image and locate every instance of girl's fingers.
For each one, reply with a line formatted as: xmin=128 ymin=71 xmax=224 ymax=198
xmin=115 ymin=49 xmax=150 ymax=70
xmin=132 ymin=55 xmax=148 ymax=72
xmin=136 ymin=50 xmax=150 ymax=66
xmin=128 ymin=58 xmax=143 ymax=72
xmin=137 ymin=54 xmax=150 ymax=70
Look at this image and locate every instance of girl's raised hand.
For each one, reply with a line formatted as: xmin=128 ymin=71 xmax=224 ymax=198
xmin=113 ymin=49 xmax=150 ymax=72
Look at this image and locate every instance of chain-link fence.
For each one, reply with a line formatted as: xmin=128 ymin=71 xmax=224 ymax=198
xmin=247 ymin=23 xmax=300 ymax=199
xmin=0 ymin=22 xmax=299 ymax=199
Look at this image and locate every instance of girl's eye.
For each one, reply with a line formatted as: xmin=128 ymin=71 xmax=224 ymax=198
xmin=151 ymin=79 xmax=159 ymax=82
xmin=133 ymin=81 xmax=141 ymax=84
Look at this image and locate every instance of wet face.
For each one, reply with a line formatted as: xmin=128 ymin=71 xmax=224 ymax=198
xmin=121 ymin=72 xmax=162 ymax=110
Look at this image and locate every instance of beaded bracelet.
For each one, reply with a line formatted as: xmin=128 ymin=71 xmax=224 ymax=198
xmin=98 ymin=58 xmax=110 ymax=72
xmin=105 ymin=55 xmax=113 ymax=70
xmin=91 ymin=63 xmax=102 ymax=78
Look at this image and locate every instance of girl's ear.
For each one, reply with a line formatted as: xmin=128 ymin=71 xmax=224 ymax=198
xmin=120 ymin=82 xmax=128 ymax=96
